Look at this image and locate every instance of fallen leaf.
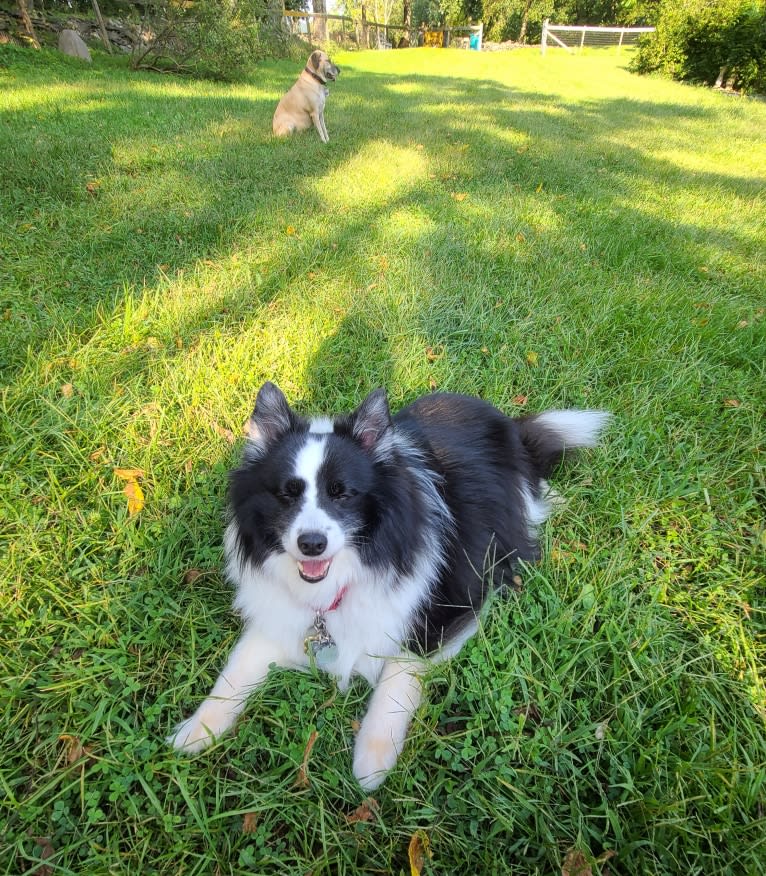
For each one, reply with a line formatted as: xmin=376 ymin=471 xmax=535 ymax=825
xmin=516 ymin=232 xmax=526 ymax=243
xmin=183 ymin=569 xmax=204 ymax=585
xmin=736 ymin=320 xmax=748 ymax=328
xmin=425 ymin=345 xmax=444 ymax=362
xmin=451 ymin=192 xmax=468 ymax=201
xmin=60 ymin=383 xmax=74 ymax=398
xmin=723 ymin=399 xmax=741 ymax=408
xmin=85 ymin=180 xmax=100 ymax=195
xmin=124 ymin=480 xmax=144 ymax=515
xmin=562 ymin=848 xmax=591 ymax=876
xmin=295 ymin=730 xmax=318 ymax=788
xmin=428 ymin=377 xmax=438 ymax=392
xmin=480 ymin=346 xmax=490 ymax=355
xmin=350 ymin=719 xmax=361 ymax=733
xmin=525 ymin=351 xmax=539 ymax=367
xmin=175 ymin=336 xmax=183 ymax=349
xmin=242 ymin=812 xmax=259 ymax=834
xmin=408 ymin=830 xmax=432 ymax=876
xmin=212 ymin=422 xmax=236 ymax=444
xmin=512 ymin=394 xmax=529 ymax=406
xmin=286 ymin=225 xmax=296 ymax=235
xmin=28 ymin=834 xmax=55 ymax=876
xmin=114 ymin=468 xmax=145 ymax=481
xmin=516 ymin=145 xmax=529 ymax=154
xmin=513 ymin=702 xmax=543 ymax=725
xmin=59 ymin=734 xmax=95 ymax=766
xmin=345 ymin=797 xmax=379 ymax=824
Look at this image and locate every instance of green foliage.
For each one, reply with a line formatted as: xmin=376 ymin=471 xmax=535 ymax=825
xmin=130 ymin=0 xmax=294 ymax=79
xmin=632 ymin=0 xmax=766 ymax=93
xmin=483 ymin=0 xmax=554 ymax=42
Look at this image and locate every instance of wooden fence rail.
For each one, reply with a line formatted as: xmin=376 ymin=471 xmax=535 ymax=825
xmin=282 ymin=8 xmax=483 ymax=51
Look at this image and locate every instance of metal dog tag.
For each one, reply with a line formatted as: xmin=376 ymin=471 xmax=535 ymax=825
xmin=304 ymin=613 xmax=337 ymax=669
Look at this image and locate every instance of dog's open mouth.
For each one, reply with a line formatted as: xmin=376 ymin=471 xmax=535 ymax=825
xmin=297 ymin=559 xmax=331 ymax=583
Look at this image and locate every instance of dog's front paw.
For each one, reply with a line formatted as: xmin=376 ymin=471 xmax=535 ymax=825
xmin=167 ymin=701 xmax=236 ymax=753
xmin=352 ymin=732 xmax=400 ymax=791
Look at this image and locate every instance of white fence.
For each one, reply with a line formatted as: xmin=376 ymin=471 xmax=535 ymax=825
xmin=541 ymin=20 xmax=655 ymax=55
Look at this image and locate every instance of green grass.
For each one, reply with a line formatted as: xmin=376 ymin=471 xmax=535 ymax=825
xmin=1 ymin=41 xmax=765 ymax=875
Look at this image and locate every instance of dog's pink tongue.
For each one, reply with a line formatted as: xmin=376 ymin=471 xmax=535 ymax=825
xmin=302 ymin=559 xmax=329 ymax=579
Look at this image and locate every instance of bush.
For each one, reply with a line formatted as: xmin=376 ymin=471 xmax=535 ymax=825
xmin=130 ymin=0 xmax=296 ymax=80
xmin=632 ymin=0 xmax=766 ymax=93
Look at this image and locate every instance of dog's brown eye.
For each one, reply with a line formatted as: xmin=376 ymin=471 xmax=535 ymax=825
xmin=328 ymin=481 xmax=345 ymax=499
xmin=283 ymin=479 xmax=304 ymax=499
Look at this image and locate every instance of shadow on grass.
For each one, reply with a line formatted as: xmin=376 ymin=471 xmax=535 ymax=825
xmin=1 ymin=50 xmax=764 ymax=383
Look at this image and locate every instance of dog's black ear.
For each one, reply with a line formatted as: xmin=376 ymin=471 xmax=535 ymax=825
xmin=349 ymin=388 xmax=391 ymax=451
xmin=247 ymin=382 xmax=295 ymax=448
xmin=309 ymin=50 xmax=322 ymax=71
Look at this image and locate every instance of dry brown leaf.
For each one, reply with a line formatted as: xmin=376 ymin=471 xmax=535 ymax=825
xmin=114 ymin=468 xmax=145 ymax=481
xmin=295 ymin=730 xmax=319 ymax=788
xmin=425 ymin=345 xmax=444 ymax=362
xmin=59 ymin=734 xmax=94 ymax=766
xmin=345 ymin=797 xmax=379 ymax=824
xmin=29 ymin=834 xmax=55 ymax=876
xmin=124 ymin=480 xmax=145 ymax=515
xmin=350 ymin=719 xmax=362 ymax=733
xmin=60 ymin=383 xmax=74 ymax=398
xmin=512 ymin=394 xmax=529 ymax=406
xmin=408 ymin=830 xmax=432 ymax=876
xmin=242 ymin=812 xmax=259 ymax=834
xmin=85 ymin=180 xmax=100 ymax=195
xmin=428 ymin=377 xmax=438 ymax=392
xmin=723 ymin=399 xmax=741 ymax=408
xmin=183 ymin=569 xmax=204 ymax=586
xmin=212 ymin=422 xmax=236 ymax=444
xmin=516 ymin=231 xmax=526 ymax=243
xmin=451 ymin=192 xmax=468 ymax=201
xmin=525 ymin=351 xmax=539 ymax=367
xmin=562 ymin=848 xmax=592 ymax=876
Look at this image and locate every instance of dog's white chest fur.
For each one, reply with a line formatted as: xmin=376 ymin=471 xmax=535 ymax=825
xmin=228 ymin=533 xmax=427 ymax=689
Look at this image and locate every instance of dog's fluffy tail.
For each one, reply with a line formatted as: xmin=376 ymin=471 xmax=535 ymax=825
xmin=519 ymin=410 xmax=611 ymax=479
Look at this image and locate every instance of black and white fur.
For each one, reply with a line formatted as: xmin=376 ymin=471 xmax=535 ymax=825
xmin=169 ymin=383 xmax=609 ymax=790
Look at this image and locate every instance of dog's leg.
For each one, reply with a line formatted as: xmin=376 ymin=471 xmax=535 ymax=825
xmin=319 ymin=110 xmax=330 ymax=143
xmin=353 ymin=654 xmax=423 ymax=790
xmin=310 ymin=111 xmax=329 ymax=144
xmin=168 ymin=628 xmax=284 ymax=753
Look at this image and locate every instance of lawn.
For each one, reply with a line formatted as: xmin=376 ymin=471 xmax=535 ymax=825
xmin=1 ymin=41 xmax=765 ymax=875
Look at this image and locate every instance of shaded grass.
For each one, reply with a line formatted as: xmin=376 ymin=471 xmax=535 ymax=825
xmin=1 ymin=43 xmax=765 ymax=874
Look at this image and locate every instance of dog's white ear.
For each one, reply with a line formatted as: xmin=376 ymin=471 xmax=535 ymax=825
xmin=350 ymin=389 xmax=391 ymax=451
xmin=247 ymin=382 xmax=295 ymax=447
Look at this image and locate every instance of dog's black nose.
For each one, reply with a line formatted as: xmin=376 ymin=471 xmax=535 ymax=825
xmin=298 ymin=531 xmax=327 ymax=556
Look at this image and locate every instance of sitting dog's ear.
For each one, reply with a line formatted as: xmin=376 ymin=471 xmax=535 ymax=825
xmin=309 ymin=50 xmax=322 ymax=71
xmin=349 ymin=389 xmax=391 ymax=451
xmin=247 ymin=382 xmax=296 ymax=448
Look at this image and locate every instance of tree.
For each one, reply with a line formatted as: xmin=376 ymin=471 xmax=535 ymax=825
xmin=16 ymin=0 xmax=40 ymax=47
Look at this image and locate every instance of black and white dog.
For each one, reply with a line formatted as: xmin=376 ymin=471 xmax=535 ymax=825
xmin=169 ymin=383 xmax=609 ymax=789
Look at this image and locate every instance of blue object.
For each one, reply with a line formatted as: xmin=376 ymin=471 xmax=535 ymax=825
xmin=469 ymin=32 xmax=480 ymax=50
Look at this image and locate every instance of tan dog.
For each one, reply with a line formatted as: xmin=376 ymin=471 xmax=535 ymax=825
xmin=272 ymin=51 xmax=340 ymax=144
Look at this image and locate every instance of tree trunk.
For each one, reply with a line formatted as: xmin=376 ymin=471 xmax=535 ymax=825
xmin=517 ymin=0 xmax=532 ymax=44
xmin=402 ymin=0 xmax=411 ymax=46
xmin=91 ymin=0 xmax=113 ymax=54
xmin=16 ymin=0 xmax=40 ymax=47
xmin=313 ymin=0 xmax=327 ymax=42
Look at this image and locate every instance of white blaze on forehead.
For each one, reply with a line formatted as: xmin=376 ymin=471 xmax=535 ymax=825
xmin=309 ymin=417 xmax=334 ymax=434
xmin=287 ymin=436 xmax=344 ymax=559
xmin=294 ymin=436 xmax=327 ymax=504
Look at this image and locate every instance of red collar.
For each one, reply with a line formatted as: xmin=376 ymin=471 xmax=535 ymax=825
xmin=324 ymin=585 xmax=348 ymax=613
